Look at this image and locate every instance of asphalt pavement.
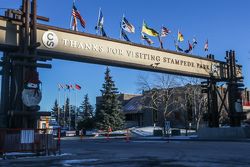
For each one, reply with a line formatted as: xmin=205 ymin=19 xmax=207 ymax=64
xmin=0 ymin=137 xmax=250 ymax=167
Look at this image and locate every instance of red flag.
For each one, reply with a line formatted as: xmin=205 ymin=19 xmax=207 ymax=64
xmin=75 ymin=84 xmax=81 ymax=90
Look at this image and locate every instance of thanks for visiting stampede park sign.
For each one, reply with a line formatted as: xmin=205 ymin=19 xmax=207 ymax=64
xmin=0 ymin=17 xmax=242 ymax=79
xmin=37 ymin=27 xmax=224 ymax=79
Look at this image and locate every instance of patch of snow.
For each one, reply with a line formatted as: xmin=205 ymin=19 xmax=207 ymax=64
xmin=5 ymin=152 xmax=35 ymax=156
xmin=131 ymin=126 xmax=161 ymax=136
xmin=62 ymin=159 xmax=99 ymax=166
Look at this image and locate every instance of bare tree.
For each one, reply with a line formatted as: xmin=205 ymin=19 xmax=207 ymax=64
xmin=180 ymin=77 xmax=207 ymax=130
xmin=137 ymin=74 xmax=183 ymax=134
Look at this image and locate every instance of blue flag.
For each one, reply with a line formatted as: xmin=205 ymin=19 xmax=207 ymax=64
xmin=121 ymin=29 xmax=130 ymax=42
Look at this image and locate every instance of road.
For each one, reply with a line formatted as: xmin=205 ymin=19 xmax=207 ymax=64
xmin=0 ymin=138 xmax=250 ymax=166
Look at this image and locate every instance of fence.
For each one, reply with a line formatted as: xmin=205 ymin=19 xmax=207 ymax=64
xmin=0 ymin=128 xmax=61 ymax=156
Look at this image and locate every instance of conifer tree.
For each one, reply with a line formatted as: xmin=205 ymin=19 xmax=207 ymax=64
xmin=78 ymin=94 xmax=95 ymax=130
xmin=51 ymin=100 xmax=61 ymax=124
xmin=80 ymin=94 xmax=94 ymax=119
xmin=64 ymin=97 xmax=70 ymax=128
xmin=96 ymin=67 xmax=125 ymax=131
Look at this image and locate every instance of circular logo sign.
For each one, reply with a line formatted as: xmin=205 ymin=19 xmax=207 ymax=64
xmin=42 ymin=31 xmax=58 ymax=48
xmin=22 ymin=88 xmax=42 ymax=107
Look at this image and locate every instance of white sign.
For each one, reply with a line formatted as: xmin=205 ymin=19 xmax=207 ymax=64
xmin=21 ymin=130 xmax=34 ymax=144
xmin=37 ymin=29 xmax=224 ymax=78
xmin=42 ymin=31 xmax=58 ymax=48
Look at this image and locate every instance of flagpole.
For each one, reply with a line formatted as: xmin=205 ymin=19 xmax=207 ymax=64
xmin=96 ymin=8 xmax=101 ymax=35
xmin=69 ymin=87 xmax=71 ymax=130
xmin=177 ymin=29 xmax=179 ymax=44
xmin=69 ymin=0 xmax=76 ymax=30
xmin=160 ymin=25 xmax=163 ymax=49
xmin=57 ymin=84 xmax=60 ymax=126
xmin=75 ymin=88 xmax=77 ymax=130
xmin=141 ymin=20 xmax=144 ymax=45
xmin=64 ymin=86 xmax=66 ymax=128
xmin=119 ymin=14 xmax=124 ymax=40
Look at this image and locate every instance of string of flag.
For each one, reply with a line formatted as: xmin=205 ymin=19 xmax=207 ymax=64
xmin=58 ymin=84 xmax=82 ymax=91
xmin=70 ymin=1 xmax=210 ymax=55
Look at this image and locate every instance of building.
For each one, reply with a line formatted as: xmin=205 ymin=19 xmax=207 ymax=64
xmin=96 ymin=85 xmax=205 ymax=129
xmin=96 ymin=86 xmax=250 ymax=128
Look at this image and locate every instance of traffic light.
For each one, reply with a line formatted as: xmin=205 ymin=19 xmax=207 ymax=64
xmin=201 ymin=81 xmax=209 ymax=93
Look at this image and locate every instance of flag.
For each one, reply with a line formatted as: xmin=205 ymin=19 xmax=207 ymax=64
xmin=184 ymin=40 xmax=193 ymax=53
xmin=75 ymin=84 xmax=81 ymax=90
xmin=192 ymin=37 xmax=198 ymax=48
xmin=65 ymin=84 xmax=70 ymax=90
xmin=95 ymin=8 xmax=104 ymax=30
xmin=101 ymin=27 xmax=107 ymax=37
xmin=95 ymin=9 xmax=107 ymax=37
xmin=204 ymin=39 xmax=208 ymax=51
xmin=121 ymin=29 xmax=130 ymax=42
xmin=160 ymin=26 xmax=171 ymax=37
xmin=175 ymin=41 xmax=183 ymax=52
xmin=142 ymin=21 xmax=159 ymax=37
xmin=70 ymin=85 xmax=74 ymax=90
xmin=72 ymin=3 xmax=86 ymax=30
xmin=177 ymin=30 xmax=184 ymax=42
xmin=121 ymin=16 xmax=135 ymax=33
xmin=58 ymin=84 xmax=64 ymax=90
xmin=72 ymin=16 xmax=78 ymax=31
xmin=141 ymin=33 xmax=154 ymax=45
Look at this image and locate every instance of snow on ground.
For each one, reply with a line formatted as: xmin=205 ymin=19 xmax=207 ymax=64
xmin=5 ymin=152 xmax=35 ymax=156
xmin=130 ymin=126 xmax=197 ymax=137
xmin=61 ymin=159 xmax=99 ymax=166
xmin=130 ymin=126 xmax=161 ymax=136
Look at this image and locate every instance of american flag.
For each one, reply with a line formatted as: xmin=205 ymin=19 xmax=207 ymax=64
xmin=72 ymin=4 xmax=86 ymax=30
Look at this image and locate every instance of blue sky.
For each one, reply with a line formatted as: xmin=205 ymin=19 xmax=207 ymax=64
xmin=0 ymin=0 xmax=250 ymax=111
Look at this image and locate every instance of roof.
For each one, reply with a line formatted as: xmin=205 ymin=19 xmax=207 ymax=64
xmin=123 ymin=96 xmax=143 ymax=114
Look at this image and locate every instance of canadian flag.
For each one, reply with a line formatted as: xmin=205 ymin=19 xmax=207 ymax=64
xmin=75 ymin=84 xmax=81 ymax=90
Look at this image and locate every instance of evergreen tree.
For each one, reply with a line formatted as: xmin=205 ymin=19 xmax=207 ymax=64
xmin=51 ymin=100 xmax=60 ymax=123
xmin=51 ymin=99 xmax=59 ymax=118
xmin=69 ymin=105 xmax=76 ymax=129
xmin=80 ymin=94 xmax=94 ymax=119
xmin=78 ymin=94 xmax=95 ymax=130
xmin=96 ymin=67 xmax=125 ymax=131
xmin=63 ymin=97 xmax=70 ymax=128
